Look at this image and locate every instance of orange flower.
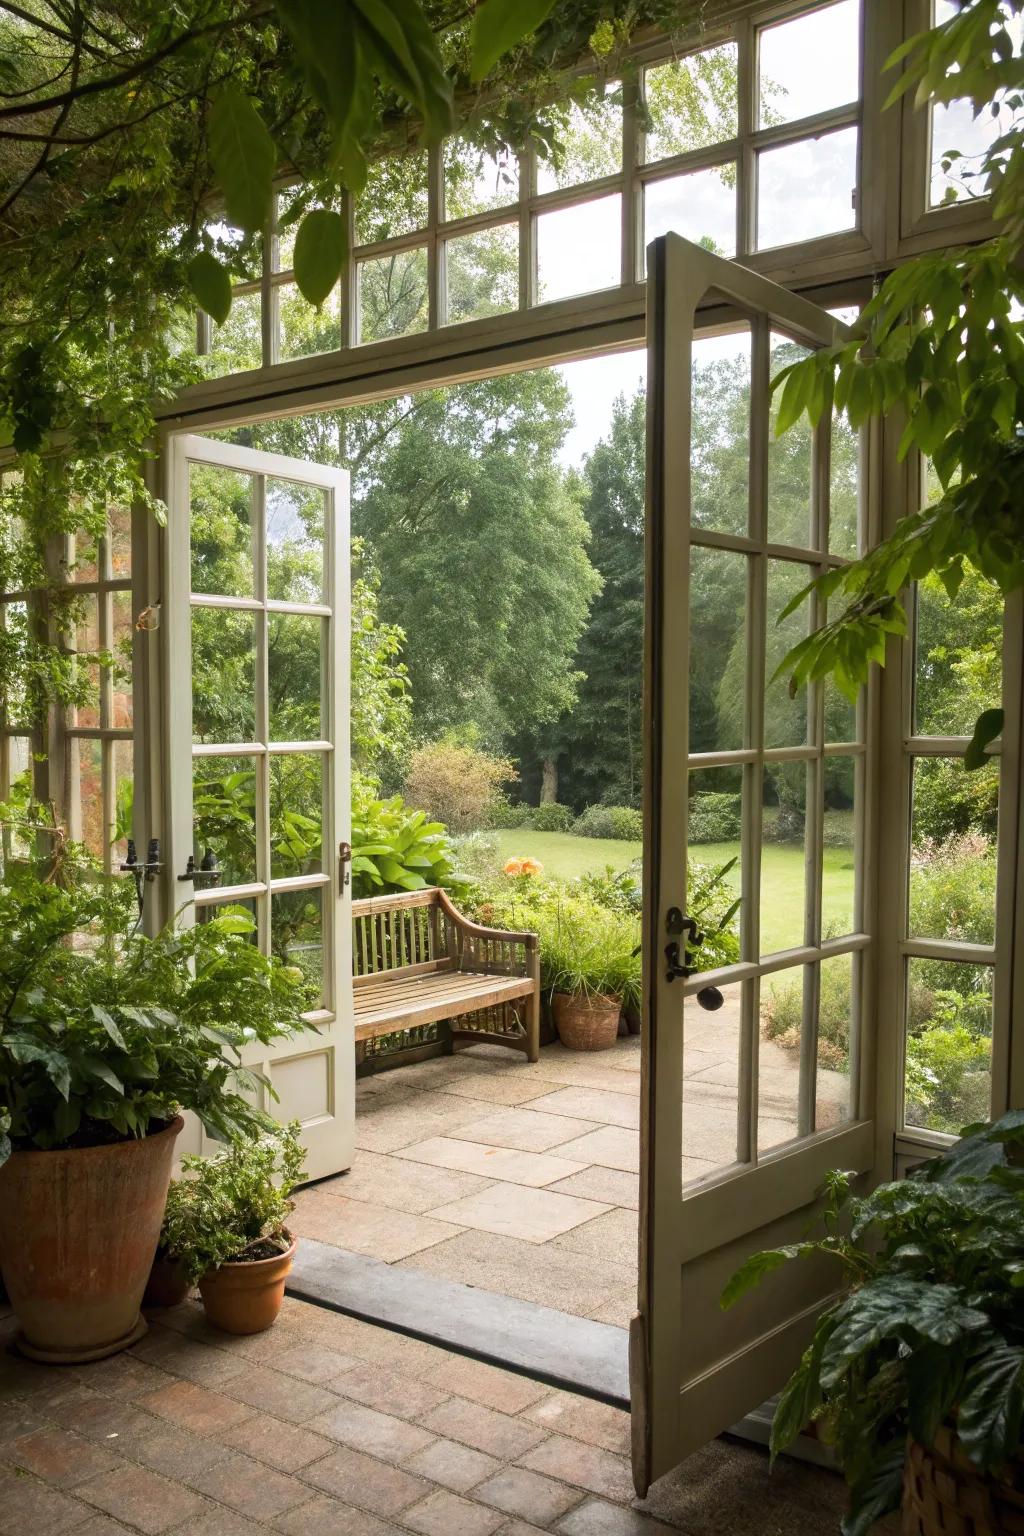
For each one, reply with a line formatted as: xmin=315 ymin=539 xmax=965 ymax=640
xmin=520 ymin=857 xmax=544 ymax=877
xmin=503 ymin=857 xmax=524 ymax=876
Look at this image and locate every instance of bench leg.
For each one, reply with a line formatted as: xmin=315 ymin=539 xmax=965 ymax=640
xmin=526 ymin=959 xmax=541 ymax=1064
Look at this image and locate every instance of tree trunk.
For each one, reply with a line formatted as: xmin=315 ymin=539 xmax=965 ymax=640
xmin=540 ymin=757 xmax=559 ymax=804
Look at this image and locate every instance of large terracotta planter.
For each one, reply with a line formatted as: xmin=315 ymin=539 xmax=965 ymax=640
xmin=0 ymin=1116 xmax=183 ymax=1363
xmin=198 ymin=1235 xmax=296 ymax=1335
xmin=552 ymin=992 xmax=622 ymax=1051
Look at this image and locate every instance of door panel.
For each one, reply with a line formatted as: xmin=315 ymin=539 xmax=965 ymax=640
xmin=165 ymin=434 xmax=353 ymax=1182
xmin=633 ymin=235 xmax=876 ymax=1494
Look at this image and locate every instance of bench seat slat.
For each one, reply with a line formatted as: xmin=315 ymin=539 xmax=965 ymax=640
xmin=354 ymin=969 xmax=534 ymax=1040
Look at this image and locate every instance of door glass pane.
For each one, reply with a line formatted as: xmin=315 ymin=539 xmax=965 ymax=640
xmin=905 ymin=958 xmax=993 ymax=1134
xmin=689 ymin=547 xmax=747 ymax=751
xmin=688 ymin=767 xmax=743 ymax=965
xmin=764 ymin=560 xmax=812 ymax=748
xmin=536 ymin=85 xmax=622 ymax=192
xmin=444 ymin=139 xmax=519 ymax=217
xmin=816 ymin=953 xmax=855 ymax=1129
xmin=112 ymin=739 xmax=132 ymax=869
xmin=189 ymin=464 xmax=255 ymax=597
xmin=191 ymin=609 xmax=256 ymax=742
xmin=691 ymin=328 xmax=750 ymax=537
xmin=270 ymin=754 xmax=324 ymax=879
xmin=269 ymin=613 xmax=322 ymax=740
xmin=74 ymin=737 xmax=105 ymax=862
xmin=358 ymin=249 xmax=429 ymax=343
xmin=767 ymin=335 xmax=813 ymax=547
xmin=192 ymin=756 xmax=257 ymax=887
xmin=445 ymin=224 xmax=519 ymax=323
xmin=683 ymin=980 xmax=743 ymax=1182
xmin=644 ymin=44 xmax=739 ymax=161
xmin=756 ymin=127 xmax=858 ymax=250
xmin=909 ymin=757 xmax=997 ymax=944
xmin=112 ymin=591 xmax=133 ymax=728
xmin=823 ymin=755 xmax=858 ymax=938
xmin=761 ymin=763 xmax=807 ymax=954
xmin=758 ymin=0 xmax=860 ymax=126
xmin=830 ymin=407 xmax=860 ymax=558
xmin=355 ymin=153 xmax=428 ymax=244
xmin=914 ymin=573 xmax=1003 ymax=737
xmin=73 ymin=594 xmax=101 ymax=728
xmin=536 ymin=196 xmax=621 ymax=303
xmin=272 ymin=885 xmax=325 ymax=1007
xmin=643 ymin=167 xmax=737 ymax=264
xmin=266 ymin=479 xmax=326 ymax=604
xmin=759 ymin=967 xmax=803 ymax=1151
xmin=278 ymin=284 xmax=341 ymax=362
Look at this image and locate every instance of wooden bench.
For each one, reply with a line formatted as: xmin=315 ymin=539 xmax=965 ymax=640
xmin=352 ymin=888 xmax=540 ymax=1063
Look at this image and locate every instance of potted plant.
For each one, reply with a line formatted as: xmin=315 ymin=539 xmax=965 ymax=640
xmin=539 ymin=899 xmax=641 ymax=1051
xmin=159 ymin=1124 xmax=305 ymax=1334
xmin=722 ymin=1112 xmax=1024 ymax=1535
xmin=0 ymin=854 xmax=308 ymax=1362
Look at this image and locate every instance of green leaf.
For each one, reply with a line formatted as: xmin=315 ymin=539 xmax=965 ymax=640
xmin=957 ymin=1340 xmax=1024 ymax=1471
xmin=208 ymin=86 xmax=276 ymax=234
xmin=293 ymin=210 xmax=347 ymax=306
xmin=841 ymin=1441 xmax=906 ymax=1536
xmin=965 ymin=708 xmax=1003 ymax=770
xmin=470 ymin=0 xmax=558 ymax=81
xmin=721 ymin=1244 xmax=814 ymax=1309
xmin=186 ymin=253 xmax=232 ymax=325
xmin=91 ymin=1004 xmax=126 ymax=1050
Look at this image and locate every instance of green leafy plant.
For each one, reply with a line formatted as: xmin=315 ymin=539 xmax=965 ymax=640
xmin=687 ymin=792 xmax=742 ymax=844
xmin=531 ymin=801 xmax=575 ymax=833
xmin=0 ymin=859 xmax=307 ymax=1163
xmin=573 ymin=804 xmax=643 ymax=841
xmin=351 ymin=770 xmax=468 ymax=897
xmin=723 ymin=1113 xmax=1024 ymax=1536
xmin=534 ymin=898 xmax=641 ymax=1007
xmin=160 ymin=1122 xmax=306 ymax=1286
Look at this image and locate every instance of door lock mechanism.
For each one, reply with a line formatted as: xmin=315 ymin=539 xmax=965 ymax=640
xmin=664 ymin=908 xmax=705 ymax=983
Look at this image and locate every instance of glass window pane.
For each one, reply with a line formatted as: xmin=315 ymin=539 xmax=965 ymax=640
xmin=72 ymin=737 xmax=105 ymax=863
xmin=758 ymin=0 xmax=860 ymax=127
xmin=768 ymin=334 xmax=813 ymax=547
xmin=73 ymin=594 xmax=101 ymax=729
xmin=109 ymin=505 xmax=132 ymax=577
xmin=192 ymin=755 xmax=257 ymax=887
xmin=536 ymin=85 xmax=622 ymax=192
xmin=272 ymin=885 xmax=324 ymax=1006
xmin=269 ymin=612 xmax=322 ymax=741
xmin=909 ymin=758 xmax=997 ymax=947
xmin=271 ymin=754 xmax=324 ymax=879
xmin=643 ymin=166 xmax=737 ymax=264
xmin=205 ymin=289 xmax=263 ymax=376
xmin=691 ymin=328 xmax=750 ymax=537
xmin=355 ymin=153 xmax=428 ymax=244
xmin=644 ymin=44 xmax=739 ymax=162
xmin=445 ymin=224 xmax=519 ymax=324
xmin=905 ymin=958 xmax=993 ymax=1134
xmin=112 ymin=739 xmax=132 ymax=870
xmin=189 ymin=464 xmax=255 ymax=598
xmin=761 ymin=765 xmax=807 ymax=954
xmin=536 ymin=196 xmax=621 ymax=304
xmin=765 ymin=560 xmax=813 ymax=749
xmin=278 ymin=283 xmax=341 ymax=362
xmin=829 ymin=407 xmax=860 ymax=558
xmin=444 ymin=140 xmax=519 ymax=217
xmin=759 ymin=967 xmax=803 ymax=1151
xmin=756 ymin=127 xmax=858 ymax=250
xmin=824 ymin=673 xmax=857 ymax=746
xmin=683 ymin=980 xmax=743 ymax=1181
xmin=112 ymin=590 xmax=133 ymax=729
xmin=914 ymin=572 xmax=1003 ymax=737
xmin=817 ymin=953 xmax=855 ymax=1129
xmin=266 ymin=479 xmax=326 ymax=605
xmin=823 ymin=755 xmax=858 ymax=938
xmin=930 ymin=95 xmax=1017 ymax=206
xmin=689 ymin=547 xmax=748 ymax=752
xmin=688 ymin=766 xmax=743 ymax=963
xmin=191 ymin=609 xmax=256 ymax=743
xmin=358 ymin=248 xmax=429 ymax=343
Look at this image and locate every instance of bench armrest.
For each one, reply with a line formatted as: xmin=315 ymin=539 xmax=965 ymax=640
xmin=436 ymin=888 xmax=539 ymax=977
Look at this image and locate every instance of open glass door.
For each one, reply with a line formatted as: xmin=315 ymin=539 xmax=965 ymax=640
xmin=164 ymin=434 xmax=353 ymax=1182
xmin=633 ymin=235 xmax=877 ymax=1493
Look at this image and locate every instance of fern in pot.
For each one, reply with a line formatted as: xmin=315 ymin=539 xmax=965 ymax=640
xmin=539 ymin=899 xmax=641 ymax=1051
xmin=723 ymin=1112 xmax=1024 ymax=1535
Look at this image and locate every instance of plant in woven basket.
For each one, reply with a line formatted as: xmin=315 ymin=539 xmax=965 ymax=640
xmin=722 ymin=1113 xmax=1024 ymax=1536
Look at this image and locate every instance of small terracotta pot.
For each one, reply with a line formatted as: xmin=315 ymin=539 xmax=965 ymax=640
xmin=198 ymin=1235 xmax=296 ymax=1335
xmin=0 ymin=1116 xmax=183 ymax=1363
xmin=143 ymin=1249 xmax=191 ymax=1310
xmin=552 ymin=992 xmax=622 ymax=1051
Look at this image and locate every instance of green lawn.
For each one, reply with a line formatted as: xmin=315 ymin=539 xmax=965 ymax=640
xmin=491 ymin=828 xmax=856 ymax=957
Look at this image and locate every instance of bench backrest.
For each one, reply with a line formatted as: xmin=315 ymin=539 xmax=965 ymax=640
xmin=351 ymin=888 xmax=449 ymax=980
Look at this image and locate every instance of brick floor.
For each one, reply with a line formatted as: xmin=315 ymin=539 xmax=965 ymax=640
xmin=0 ymin=1292 xmax=885 ymax=1535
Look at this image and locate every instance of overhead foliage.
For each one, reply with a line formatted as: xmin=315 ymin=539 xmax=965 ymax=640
xmin=773 ymin=0 xmax=1024 ymax=764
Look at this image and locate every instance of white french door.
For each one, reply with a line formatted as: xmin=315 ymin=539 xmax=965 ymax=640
xmin=633 ymin=235 xmax=879 ymax=1493
xmin=164 ymin=434 xmax=354 ymax=1182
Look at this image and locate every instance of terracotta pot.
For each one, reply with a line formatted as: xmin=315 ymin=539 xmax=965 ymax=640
xmin=552 ymin=992 xmax=622 ymax=1051
xmin=143 ymin=1248 xmax=191 ymax=1310
xmin=0 ymin=1116 xmax=183 ymax=1363
xmin=198 ymin=1235 xmax=296 ymax=1335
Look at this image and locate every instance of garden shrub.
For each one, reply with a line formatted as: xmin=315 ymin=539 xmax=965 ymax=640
xmin=574 ymin=804 xmax=643 ymax=841
xmin=531 ymin=801 xmax=575 ymax=833
xmin=905 ymin=990 xmax=992 ymax=1134
xmin=763 ymin=960 xmax=852 ymax=1070
xmin=484 ymin=798 xmax=531 ymax=830
xmin=913 ymin=755 xmax=999 ymax=844
xmin=687 ymin=792 xmax=742 ymax=843
xmin=351 ymin=771 xmax=467 ymax=898
xmin=909 ymin=837 xmax=997 ymax=997
xmin=450 ymin=832 xmax=500 ymax=878
xmin=404 ymin=739 xmax=516 ymax=834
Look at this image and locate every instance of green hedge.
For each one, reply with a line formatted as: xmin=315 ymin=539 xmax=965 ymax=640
xmin=574 ymin=804 xmax=643 ymax=841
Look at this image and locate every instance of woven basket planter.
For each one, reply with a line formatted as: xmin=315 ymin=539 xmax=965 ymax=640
xmin=552 ymin=992 xmax=622 ymax=1051
xmin=903 ymin=1426 xmax=1024 ymax=1536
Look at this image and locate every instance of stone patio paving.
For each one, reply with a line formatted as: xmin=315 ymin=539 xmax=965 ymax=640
xmin=292 ymin=999 xmax=848 ymax=1327
xmin=0 ymin=1292 xmax=881 ymax=1535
